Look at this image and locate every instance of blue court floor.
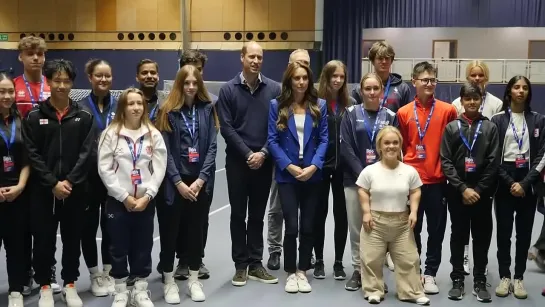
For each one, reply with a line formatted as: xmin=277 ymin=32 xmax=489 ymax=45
xmin=0 ymin=135 xmax=544 ymax=306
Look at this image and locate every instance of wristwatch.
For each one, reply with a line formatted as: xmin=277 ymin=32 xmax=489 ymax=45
xmin=145 ymin=193 xmax=153 ymax=201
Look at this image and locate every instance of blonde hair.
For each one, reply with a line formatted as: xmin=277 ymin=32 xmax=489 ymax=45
xmin=18 ymin=36 xmax=47 ymax=51
xmin=155 ymin=65 xmax=219 ymax=132
xmin=360 ymin=72 xmax=384 ymax=91
xmin=375 ymin=125 xmax=403 ymax=161
xmin=465 ymin=60 xmax=490 ymax=85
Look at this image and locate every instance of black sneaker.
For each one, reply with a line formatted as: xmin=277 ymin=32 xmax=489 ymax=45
xmin=267 ymin=252 xmax=281 ymax=270
xmin=333 ymin=261 xmax=346 ymax=280
xmin=448 ymin=279 xmax=465 ymax=300
xmin=174 ymin=262 xmax=189 ymax=280
xmin=126 ymin=276 xmax=135 ymax=287
xmin=345 ymin=270 xmax=361 ymax=291
xmin=473 ymin=280 xmax=492 ymax=302
xmin=313 ymin=260 xmax=326 ymax=279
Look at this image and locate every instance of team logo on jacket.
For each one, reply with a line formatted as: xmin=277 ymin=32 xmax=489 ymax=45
xmin=146 ymin=146 xmax=153 ymax=155
xmin=39 ymin=119 xmax=48 ymax=125
xmin=17 ymin=90 xmax=26 ymax=98
xmin=534 ymin=128 xmax=539 ymax=137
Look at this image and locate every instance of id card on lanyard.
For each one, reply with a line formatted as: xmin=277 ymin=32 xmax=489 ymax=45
xmin=458 ymin=120 xmax=482 ymax=173
xmin=413 ymin=100 xmax=435 ymax=160
xmin=23 ymin=74 xmax=44 ymax=106
xmin=181 ymin=106 xmax=199 ymax=163
xmin=479 ymin=94 xmax=486 ymax=113
xmin=0 ymin=118 xmax=16 ymax=172
xmin=125 ymin=136 xmax=144 ymax=185
xmin=380 ymin=76 xmax=392 ymax=109
xmin=88 ymin=96 xmax=115 ymax=131
xmin=360 ymin=106 xmax=379 ymax=164
xmin=508 ymin=108 xmax=528 ymax=168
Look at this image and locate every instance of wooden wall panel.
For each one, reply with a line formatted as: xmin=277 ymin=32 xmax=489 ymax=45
xmin=291 ymin=0 xmax=315 ymax=30
xmin=191 ymin=0 xmax=222 ymax=31
xmin=0 ymin=0 xmax=19 ymax=32
xmin=18 ymin=0 xmax=56 ymax=31
xmin=269 ymin=0 xmax=291 ymax=31
xmin=157 ymin=0 xmax=180 ymax=31
xmin=76 ymin=0 xmax=97 ymax=31
xmin=96 ymin=0 xmax=116 ymax=31
xmin=244 ymin=0 xmax=269 ymax=31
xmin=136 ymin=0 xmax=158 ymax=31
xmin=54 ymin=0 xmax=78 ymax=32
xmin=116 ymin=0 xmax=137 ymax=31
xmin=223 ymin=0 xmax=244 ymax=31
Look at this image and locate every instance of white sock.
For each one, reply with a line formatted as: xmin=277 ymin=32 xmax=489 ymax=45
xmin=189 ymin=270 xmax=199 ymax=282
xmin=89 ymin=266 xmax=100 ymax=275
xmin=103 ymin=264 xmax=112 ymax=274
xmin=163 ymin=271 xmax=175 ymax=284
xmin=115 ymin=278 xmax=128 ymax=285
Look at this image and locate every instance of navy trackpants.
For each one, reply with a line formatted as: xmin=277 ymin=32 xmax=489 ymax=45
xmin=106 ymin=197 xmax=155 ymax=280
xmin=413 ymin=182 xmax=448 ymax=277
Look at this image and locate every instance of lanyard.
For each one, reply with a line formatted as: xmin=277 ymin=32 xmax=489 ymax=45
xmin=0 ymin=118 xmax=16 ymax=152
xmin=508 ymin=108 xmax=526 ymax=151
xmin=479 ymin=93 xmax=486 ymax=113
xmin=149 ymin=105 xmax=158 ymax=120
xmin=457 ymin=120 xmax=482 ymax=155
xmin=125 ymin=136 xmax=144 ymax=168
xmin=23 ymin=74 xmax=44 ymax=105
xmin=87 ymin=95 xmax=115 ymax=130
xmin=413 ymin=100 xmax=435 ymax=142
xmin=360 ymin=106 xmax=380 ymax=144
xmin=380 ymin=76 xmax=392 ymax=109
xmin=180 ymin=105 xmax=197 ymax=143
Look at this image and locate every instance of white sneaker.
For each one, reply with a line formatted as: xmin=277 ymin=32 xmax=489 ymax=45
xmin=51 ymin=282 xmax=62 ymax=294
xmin=162 ymin=272 xmax=180 ymax=304
xmin=62 ymin=284 xmax=83 ymax=307
xmin=296 ymin=272 xmax=312 ymax=293
xmin=103 ymin=274 xmax=116 ymax=294
xmin=285 ymin=274 xmax=298 ymax=293
xmin=385 ymin=252 xmax=395 ymax=271
xmin=188 ymin=280 xmax=205 ymax=302
xmin=38 ymin=286 xmax=55 ymax=307
xmin=416 ymin=296 xmax=431 ymax=305
xmin=8 ymin=292 xmax=24 ymax=307
xmin=423 ymin=275 xmax=439 ymax=294
xmin=368 ymin=295 xmax=381 ymax=303
xmin=131 ymin=280 xmax=154 ymax=307
xmin=111 ymin=283 xmax=129 ymax=307
xmin=90 ymin=272 xmax=109 ymax=297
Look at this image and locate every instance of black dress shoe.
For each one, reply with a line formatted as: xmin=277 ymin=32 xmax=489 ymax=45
xmin=267 ymin=252 xmax=281 ymax=270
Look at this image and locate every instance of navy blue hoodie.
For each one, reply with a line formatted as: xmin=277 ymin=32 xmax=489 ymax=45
xmin=351 ymin=73 xmax=411 ymax=113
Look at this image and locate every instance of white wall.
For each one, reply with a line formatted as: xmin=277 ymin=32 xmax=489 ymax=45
xmin=362 ymin=27 xmax=545 ymax=59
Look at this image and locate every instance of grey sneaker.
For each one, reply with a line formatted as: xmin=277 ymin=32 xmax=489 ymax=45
xmin=345 ymin=270 xmax=361 ymax=291
xmin=174 ymin=263 xmax=189 ymax=280
xmin=232 ymin=269 xmax=248 ymax=286
xmin=198 ymin=263 xmax=210 ymax=279
xmin=248 ymin=266 xmax=278 ymax=284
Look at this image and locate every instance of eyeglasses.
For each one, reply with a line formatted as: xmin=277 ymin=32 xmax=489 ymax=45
xmin=415 ymin=78 xmax=438 ymax=85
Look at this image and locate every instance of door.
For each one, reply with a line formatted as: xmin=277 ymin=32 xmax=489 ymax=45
xmin=433 ymin=40 xmax=458 ymax=60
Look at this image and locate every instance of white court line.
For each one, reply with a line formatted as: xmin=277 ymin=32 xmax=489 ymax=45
xmin=56 ymin=167 xmax=227 ymax=241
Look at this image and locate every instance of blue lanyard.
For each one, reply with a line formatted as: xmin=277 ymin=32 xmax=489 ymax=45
xmin=508 ymin=108 xmax=526 ymax=151
xmin=360 ymin=106 xmax=380 ymax=144
xmin=149 ymin=105 xmax=158 ymax=120
xmin=413 ymin=99 xmax=435 ymax=142
xmin=23 ymin=74 xmax=44 ymax=105
xmin=457 ymin=120 xmax=482 ymax=155
xmin=180 ymin=105 xmax=197 ymax=143
xmin=0 ymin=118 xmax=17 ymax=152
xmin=479 ymin=93 xmax=486 ymax=113
xmin=125 ymin=136 xmax=144 ymax=168
xmin=87 ymin=95 xmax=114 ymax=131
xmin=380 ymin=76 xmax=392 ymax=109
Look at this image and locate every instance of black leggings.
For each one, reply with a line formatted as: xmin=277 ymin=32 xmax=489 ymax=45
xmin=81 ymin=175 xmax=111 ymax=269
xmin=313 ymin=167 xmax=347 ymax=261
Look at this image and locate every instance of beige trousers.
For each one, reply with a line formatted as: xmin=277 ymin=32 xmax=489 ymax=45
xmin=359 ymin=210 xmax=425 ymax=301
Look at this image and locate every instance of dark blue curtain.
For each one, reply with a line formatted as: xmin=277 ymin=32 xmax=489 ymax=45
xmin=323 ymin=0 xmax=545 ymax=82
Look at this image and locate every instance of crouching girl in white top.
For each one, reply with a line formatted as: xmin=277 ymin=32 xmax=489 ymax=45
xmin=98 ymin=88 xmax=167 ymax=307
xmin=356 ymin=126 xmax=430 ymax=305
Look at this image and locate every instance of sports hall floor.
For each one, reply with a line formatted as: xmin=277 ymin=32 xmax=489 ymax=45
xmin=0 ymin=135 xmax=544 ymax=306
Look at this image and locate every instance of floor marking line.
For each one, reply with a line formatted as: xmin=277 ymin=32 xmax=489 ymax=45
xmin=215 ymin=168 xmax=225 ymax=173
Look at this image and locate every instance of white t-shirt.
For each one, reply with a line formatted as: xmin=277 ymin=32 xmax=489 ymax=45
xmin=503 ymin=112 xmax=530 ymax=162
xmin=356 ymin=161 xmax=423 ymax=212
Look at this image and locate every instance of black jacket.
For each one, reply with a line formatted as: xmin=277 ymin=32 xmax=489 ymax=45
xmin=440 ymin=114 xmax=500 ymax=196
xmin=490 ymin=109 xmax=545 ymax=194
xmin=22 ymin=99 xmax=94 ymax=190
xmin=324 ymin=97 xmax=356 ymax=170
